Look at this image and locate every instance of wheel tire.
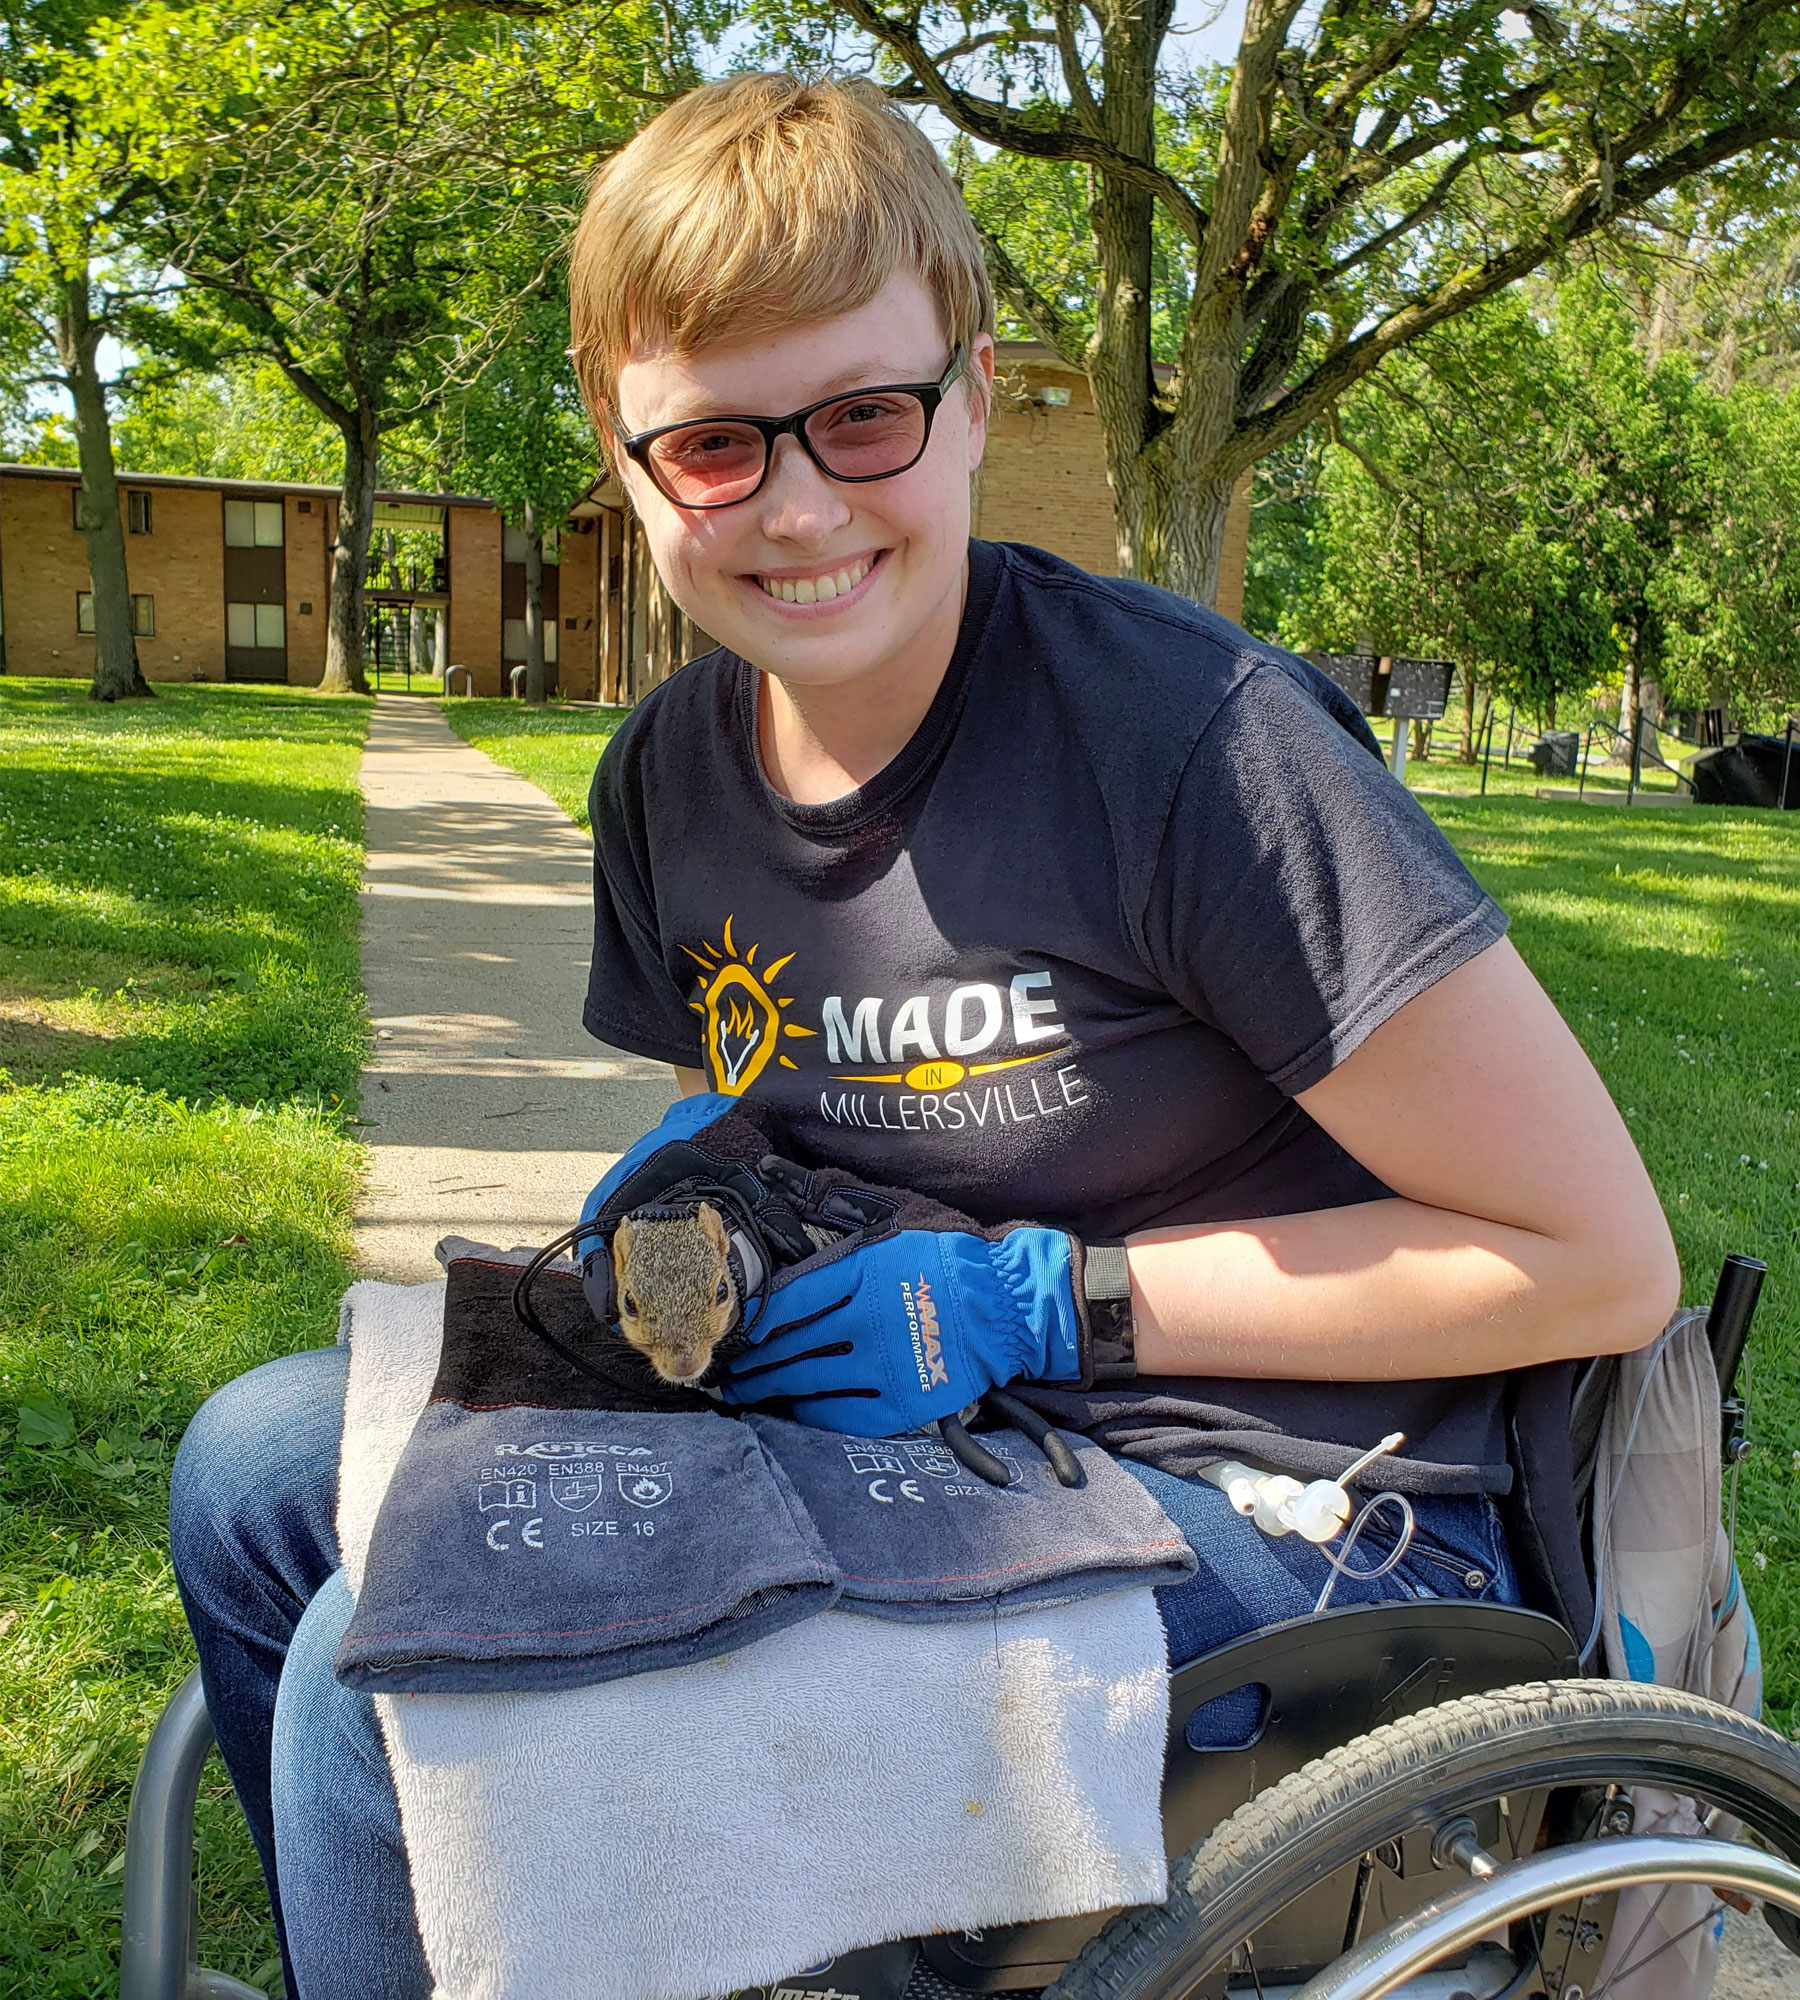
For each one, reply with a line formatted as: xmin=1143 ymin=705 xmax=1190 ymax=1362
xmin=1049 ymin=1679 xmax=1800 ymax=2000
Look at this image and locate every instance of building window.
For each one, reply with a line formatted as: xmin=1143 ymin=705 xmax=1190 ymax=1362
xmin=228 ymin=602 xmax=285 ymax=649
xmin=128 ymin=490 xmax=153 ymax=535
xmin=502 ymin=617 xmax=557 ymax=664
xmin=78 ymin=592 xmax=155 ymax=634
xmin=299 ymin=601 xmax=313 ymax=616
xmin=224 ymin=498 xmax=284 ymax=548
xmin=298 ymin=500 xmax=313 ymax=514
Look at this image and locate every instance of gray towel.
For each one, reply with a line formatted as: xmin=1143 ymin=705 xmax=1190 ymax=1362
xmin=747 ymin=1415 xmax=1196 ymax=1619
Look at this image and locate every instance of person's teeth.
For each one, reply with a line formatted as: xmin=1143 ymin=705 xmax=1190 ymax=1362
xmin=759 ymin=557 xmax=872 ymax=603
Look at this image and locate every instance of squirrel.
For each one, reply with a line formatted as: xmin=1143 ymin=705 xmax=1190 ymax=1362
xmin=610 ymin=1201 xmax=739 ymax=1386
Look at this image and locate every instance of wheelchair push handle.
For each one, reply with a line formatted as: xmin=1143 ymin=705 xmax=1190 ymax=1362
xmin=1708 ymin=1252 xmax=1765 ymax=1467
xmin=1706 ymin=1252 xmax=1765 ymax=1395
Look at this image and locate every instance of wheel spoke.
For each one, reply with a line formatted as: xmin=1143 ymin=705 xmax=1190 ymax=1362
xmin=1590 ymin=1898 xmax=1724 ymax=2000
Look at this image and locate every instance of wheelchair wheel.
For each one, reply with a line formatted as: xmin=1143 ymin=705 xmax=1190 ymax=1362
xmin=1051 ymin=1679 xmax=1800 ymax=2000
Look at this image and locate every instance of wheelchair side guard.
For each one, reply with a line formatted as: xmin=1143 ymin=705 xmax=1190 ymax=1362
xmin=920 ymin=1599 xmax=1579 ymax=1992
xmin=120 ymin=1667 xmax=268 ymax=2000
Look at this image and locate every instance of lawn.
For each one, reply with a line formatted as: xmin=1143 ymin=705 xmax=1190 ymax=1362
xmin=451 ymin=696 xmax=1800 ymax=1724
xmin=0 ymin=679 xmax=370 ymax=1996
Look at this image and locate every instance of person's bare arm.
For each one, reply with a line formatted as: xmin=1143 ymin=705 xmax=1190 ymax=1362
xmin=672 ymin=1065 xmax=708 ymax=1097
xmin=1128 ymin=939 xmax=1679 ymax=1380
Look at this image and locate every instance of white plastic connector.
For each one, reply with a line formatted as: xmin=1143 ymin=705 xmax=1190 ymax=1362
xmin=1198 ymin=1432 xmax=1407 ymax=1546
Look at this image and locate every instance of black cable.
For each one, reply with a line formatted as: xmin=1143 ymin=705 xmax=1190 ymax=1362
xmin=939 ymin=1413 xmax=1013 ymax=1487
xmin=508 ymin=1218 xmax=629 ymax=1393
xmin=981 ymin=1388 xmax=1085 ymax=1488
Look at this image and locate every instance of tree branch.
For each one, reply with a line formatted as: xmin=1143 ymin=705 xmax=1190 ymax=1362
xmin=1228 ymin=79 xmax=1800 ymax=474
xmin=844 ymin=0 xmax=1207 ymax=246
xmin=978 ymin=225 xmax=1088 ymax=368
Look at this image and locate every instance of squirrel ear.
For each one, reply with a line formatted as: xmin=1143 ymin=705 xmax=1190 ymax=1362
xmin=696 ymin=1200 xmax=729 ymax=1249
xmin=611 ymin=1215 xmax=634 ymax=1265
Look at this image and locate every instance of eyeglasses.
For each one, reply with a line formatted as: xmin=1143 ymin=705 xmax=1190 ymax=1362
xmin=611 ymin=346 xmax=968 ymax=510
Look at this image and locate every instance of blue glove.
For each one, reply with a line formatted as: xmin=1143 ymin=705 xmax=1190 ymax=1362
xmin=717 ymin=1224 xmax=1086 ymax=1435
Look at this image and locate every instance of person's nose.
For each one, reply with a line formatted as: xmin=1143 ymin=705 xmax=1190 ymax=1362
xmin=754 ymin=433 xmax=853 ymax=547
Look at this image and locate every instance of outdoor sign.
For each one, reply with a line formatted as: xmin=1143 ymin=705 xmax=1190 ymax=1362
xmin=1383 ymin=657 xmax=1455 ymax=721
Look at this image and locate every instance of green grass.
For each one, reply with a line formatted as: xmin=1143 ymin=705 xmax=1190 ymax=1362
xmin=440 ymin=696 xmax=626 ymax=825
xmin=0 ymin=679 xmax=370 ymax=1996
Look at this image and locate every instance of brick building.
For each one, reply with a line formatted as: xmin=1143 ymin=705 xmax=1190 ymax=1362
xmin=0 ymin=343 xmax=1249 ymax=701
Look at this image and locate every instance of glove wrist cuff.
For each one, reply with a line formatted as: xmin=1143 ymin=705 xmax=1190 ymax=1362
xmin=1077 ymin=1238 xmax=1137 ymax=1384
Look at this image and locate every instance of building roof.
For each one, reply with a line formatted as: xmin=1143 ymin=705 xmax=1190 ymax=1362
xmin=0 ymin=463 xmax=499 ymax=509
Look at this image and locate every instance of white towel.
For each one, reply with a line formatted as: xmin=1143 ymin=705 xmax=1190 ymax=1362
xmin=337 ymin=1279 xmax=1171 ymax=2000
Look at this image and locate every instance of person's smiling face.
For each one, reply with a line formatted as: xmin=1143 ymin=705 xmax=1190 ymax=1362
xmin=610 ymin=269 xmax=993 ymax=697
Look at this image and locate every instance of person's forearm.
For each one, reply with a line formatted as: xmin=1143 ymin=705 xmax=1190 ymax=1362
xmin=1125 ymin=1195 xmax=1673 ymax=1381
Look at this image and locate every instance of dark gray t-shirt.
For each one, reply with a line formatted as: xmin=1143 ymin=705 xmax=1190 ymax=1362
xmin=585 ymin=540 xmax=1514 ymax=1494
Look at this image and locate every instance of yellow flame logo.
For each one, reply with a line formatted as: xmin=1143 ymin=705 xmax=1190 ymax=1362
xmin=683 ymin=916 xmax=816 ymax=1097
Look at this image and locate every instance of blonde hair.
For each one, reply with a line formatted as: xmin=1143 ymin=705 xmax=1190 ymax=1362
xmin=569 ymin=74 xmax=994 ymax=422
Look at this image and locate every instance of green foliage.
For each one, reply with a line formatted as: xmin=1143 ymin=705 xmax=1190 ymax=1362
xmin=1284 ymin=272 xmax=1800 ymax=729
xmin=111 ymin=361 xmax=341 ymax=483
xmin=1284 ymin=294 xmax=1618 ymax=727
xmin=0 ymin=680 xmax=367 ymax=1989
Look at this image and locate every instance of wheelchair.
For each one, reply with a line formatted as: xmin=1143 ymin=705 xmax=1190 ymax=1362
xmin=121 ymin=1256 xmax=1800 ymax=2000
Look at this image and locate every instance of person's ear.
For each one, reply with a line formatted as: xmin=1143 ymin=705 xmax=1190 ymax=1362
xmin=966 ymin=332 xmax=996 ymax=472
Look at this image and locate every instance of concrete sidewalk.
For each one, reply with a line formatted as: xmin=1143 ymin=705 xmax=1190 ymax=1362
xmin=354 ymin=696 xmax=675 ymax=1280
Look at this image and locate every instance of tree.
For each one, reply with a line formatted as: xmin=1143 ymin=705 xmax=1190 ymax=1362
xmin=112 ymin=359 xmax=341 ymax=483
xmin=1665 ymin=380 xmax=1800 ymax=718
xmin=1553 ymin=270 xmax=1729 ymax=770
xmin=431 ymin=288 xmax=596 ymax=705
xmin=91 ymin=0 xmax=677 ymax=692
xmin=761 ymin=0 xmax=1800 ymax=607
xmin=0 ymin=0 xmax=164 ymax=699
xmin=1285 ymin=296 xmax=1616 ymax=747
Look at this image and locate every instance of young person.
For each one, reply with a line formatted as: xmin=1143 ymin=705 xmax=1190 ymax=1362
xmin=169 ymin=73 xmax=1678 ymax=1999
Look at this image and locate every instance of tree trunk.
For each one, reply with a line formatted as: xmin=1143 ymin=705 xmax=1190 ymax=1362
xmin=1458 ymin=661 xmax=1478 ymax=762
xmin=324 ymin=418 xmax=378 ymax=695
xmin=523 ymin=499 xmax=546 ymax=707
xmin=54 ymin=265 xmax=149 ymax=702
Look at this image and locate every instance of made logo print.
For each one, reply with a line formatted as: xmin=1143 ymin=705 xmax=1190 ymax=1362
xmin=685 ymin=916 xmax=817 ymax=1096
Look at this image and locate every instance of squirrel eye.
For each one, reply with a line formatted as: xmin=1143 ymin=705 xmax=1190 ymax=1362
xmin=622 ymin=1293 xmax=638 ymax=1317
xmin=715 ymin=1279 xmax=729 ymax=1303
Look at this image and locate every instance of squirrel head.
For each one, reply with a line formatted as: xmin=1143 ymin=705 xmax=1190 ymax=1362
xmin=611 ymin=1200 xmax=737 ymax=1385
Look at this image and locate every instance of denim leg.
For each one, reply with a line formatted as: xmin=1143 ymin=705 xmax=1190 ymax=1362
xmin=1119 ymin=1461 xmax=1522 ymax=1671
xmin=168 ymin=1344 xmax=349 ymax=1987
xmin=272 ymin=1569 xmax=431 ymax=2000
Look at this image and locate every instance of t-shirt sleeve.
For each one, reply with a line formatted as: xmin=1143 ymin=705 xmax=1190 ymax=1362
xmin=582 ymin=734 xmax=706 ymax=1068
xmin=1139 ymin=662 xmax=1507 ymax=1095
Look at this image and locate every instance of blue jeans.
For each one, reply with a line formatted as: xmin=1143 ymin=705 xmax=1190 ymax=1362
xmin=169 ymin=1348 xmax=1521 ymax=2000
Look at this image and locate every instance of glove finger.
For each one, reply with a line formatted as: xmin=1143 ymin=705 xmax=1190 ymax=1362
xmin=723 ymin=1335 xmax=859 ymax=1389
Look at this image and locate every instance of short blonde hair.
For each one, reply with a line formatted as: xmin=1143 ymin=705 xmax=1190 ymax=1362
xmin=569 ymin=74 xmax=994 ymax=422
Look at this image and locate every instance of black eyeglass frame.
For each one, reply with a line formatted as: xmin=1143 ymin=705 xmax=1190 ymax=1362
xmin=610 ymin=345 xmax=970 ymax=509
